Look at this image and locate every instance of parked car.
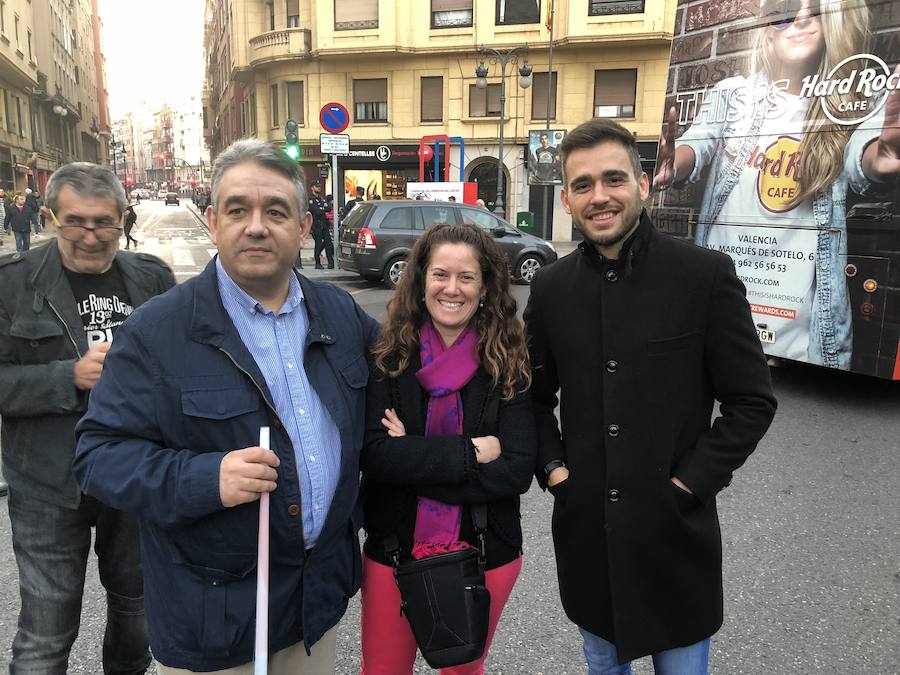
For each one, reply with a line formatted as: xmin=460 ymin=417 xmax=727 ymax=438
xmin=164 ymin=192 xmax=180 ymax=206
xmin=338 ymin=200 xmax=557 ymax=289
xmin=157 ymin=190 xmax=168 ymax=199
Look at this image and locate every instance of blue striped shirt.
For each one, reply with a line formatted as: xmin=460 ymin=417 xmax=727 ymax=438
xmin=216 ymin=258 xmax=341 ymax=548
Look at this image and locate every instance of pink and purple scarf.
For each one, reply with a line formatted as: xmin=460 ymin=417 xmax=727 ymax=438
xmin=411 ymin=320 xmax=480 ymax=559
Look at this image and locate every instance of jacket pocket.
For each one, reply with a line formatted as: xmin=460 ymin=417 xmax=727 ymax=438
xmin=647 ymin=331 xmax=701 ymax=355
xmin=9 ymin=318 xmax=70 ymax=364
xmin=181 ymin=388 xmax=260 ymax=419
xmin=180 ymin=557 xmax=257 ymax=656
xmin=339 ymin=354 xmax=369 ymax=389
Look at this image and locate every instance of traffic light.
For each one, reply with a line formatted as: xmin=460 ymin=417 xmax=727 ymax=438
xmin=284 ymin=118 xmax=299 ymax=160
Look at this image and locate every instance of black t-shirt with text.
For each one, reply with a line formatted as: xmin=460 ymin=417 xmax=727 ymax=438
xmin=64 ymin=262 xmax=134 ymax=347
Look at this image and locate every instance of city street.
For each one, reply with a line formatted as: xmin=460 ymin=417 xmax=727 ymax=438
xmin=1 ymin=204 xmax=898 ymax=673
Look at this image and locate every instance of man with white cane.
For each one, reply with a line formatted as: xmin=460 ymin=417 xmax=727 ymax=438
xmin=74 ymin=139 xmax=379 ymax=673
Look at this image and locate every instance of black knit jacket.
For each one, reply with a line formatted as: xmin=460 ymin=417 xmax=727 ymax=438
xmin=361 ymin=354 xmax=537 ymax=570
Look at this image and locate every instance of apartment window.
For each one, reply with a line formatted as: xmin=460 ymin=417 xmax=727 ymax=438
xmin=270 ymin=84 xmax=279 ymax=127
xmin=469 ymin=84 xmax=501 ymax=117
xmin=286 ymin=0 xmax=299 ymax=27
xmin=0 ymin=2 xmax=5 ymax=34
xmin=3 ymin=92 xmax=11 ymax=133
xmin=286 ymin=81 xmax=304 ymax=123
xmin=268 ymin=2 xmax=275 ymax=30
xmin=531 ymin=72 xmax=557 ymax=120
xmin=335 ymin=0 xmax=378 ymax=30
xmin=496 ymin=0 xmax=540 ymax=25
xmin=594 ymin=69 xmax=637 ymax=118
xmin=14 ymin=13 xmax=18 ymax=47
xmin=589 ymin=0 xmax=645 ymax=15
xmin=354 ymin=78 xmax=387 ymax=122
xmin=431 ymin=0 xmax=472 ymax=28
xmin=250 ymin=92 xmax=257 ymax=134
xmin=26 ymin=29 xmax=31 ymax=61
xmin=16 ymin=97 xmax=23 ymax=137
xmin=421 ymin=77 xmax=443 ymax=122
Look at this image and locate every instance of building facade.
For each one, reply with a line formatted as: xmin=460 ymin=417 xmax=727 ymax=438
xmin=0 ymin=0 xmax=38 ymax=192
xmin=27 ymin=0 xmax=110 ymax=192
xmin=203 ymin=0 xmax=674 ymax=240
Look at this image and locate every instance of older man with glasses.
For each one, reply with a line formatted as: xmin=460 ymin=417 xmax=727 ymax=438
xmin=0 ymin=162 xmax=175 ymax=674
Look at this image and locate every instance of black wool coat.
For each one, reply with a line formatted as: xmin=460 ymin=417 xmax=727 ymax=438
xmin=361 ymin=353 xmax=537 ymax=570
xmin=524 ymin=212 xmax=776 ymax=663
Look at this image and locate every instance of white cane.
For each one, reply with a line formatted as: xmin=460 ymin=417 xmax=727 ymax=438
xmin=254 ymin=427 xmax=271 ymax=675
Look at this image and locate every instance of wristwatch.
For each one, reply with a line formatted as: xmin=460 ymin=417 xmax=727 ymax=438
xmin=543 ymin=459 xmax=566 ymax=477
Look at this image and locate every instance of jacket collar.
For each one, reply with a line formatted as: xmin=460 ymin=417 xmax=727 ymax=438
xmin=188 ymin=259 xmax=337 ymax=407
xmin=578 ymin=208 xmax=655 ymax=274
xmin=29 ymin=245 xmax=158 ymax=354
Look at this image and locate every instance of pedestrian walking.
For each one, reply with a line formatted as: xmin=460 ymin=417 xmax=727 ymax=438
xmin=308 ymin=180 xmax=333 ymax=268
xmin=5 ymin=194 xmax=32 ymax=252
xmin=123 ymin=203 xmax=139 ymax=249
xmin=74 ymin=139 xmax=379 ymax=674
xmin=524 ymin=118 xmax=777 ymax=674
xmin=360 ymin=222 xmax=536 ymax=673
xmin=25 ymin=188 xmax=41 ymax=236
xmin=0 ymin=162 xmax=175 ymax=674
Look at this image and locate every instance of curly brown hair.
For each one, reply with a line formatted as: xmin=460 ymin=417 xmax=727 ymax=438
xmin=371 ymin=222 xmax=531 ymax=399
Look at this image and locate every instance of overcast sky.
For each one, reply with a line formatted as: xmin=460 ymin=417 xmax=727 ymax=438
xmin=98 ymin=0 xmax=206 ymax=118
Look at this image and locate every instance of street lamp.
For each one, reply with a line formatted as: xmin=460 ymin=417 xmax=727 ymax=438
xmin=52 ymin=105 xmax=68 ymax=166
xmin=475 ymin=44 xmax=532 ymax=217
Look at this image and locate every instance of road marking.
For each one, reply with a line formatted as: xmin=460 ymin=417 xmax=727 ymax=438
xmin=173 ymin=249 xmax=196 ymax=267
xmin=349 ymin=287 xmax=376 ymax=296
xmin=206 ymin=249 xmax=218 ymax=258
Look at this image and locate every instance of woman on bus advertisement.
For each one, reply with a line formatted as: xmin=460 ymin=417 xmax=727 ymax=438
xmin=654 ymin=0 xmax=900 ymax=370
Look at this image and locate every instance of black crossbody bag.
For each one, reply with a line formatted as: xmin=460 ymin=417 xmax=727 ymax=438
xmin=381 ymin=377 xmax=498 ymax=668
xmin=384 ymin=505 xmax=490 ymax=669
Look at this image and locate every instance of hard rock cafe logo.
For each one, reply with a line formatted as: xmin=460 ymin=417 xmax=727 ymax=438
xmin=752 ymin=136 xmax=801 ymax=213
xmin=799 ymin=53 xmax=900 ymax=125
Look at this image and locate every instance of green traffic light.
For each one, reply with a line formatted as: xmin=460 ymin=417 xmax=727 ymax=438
xmin=285 ymin=145 xmax=300 ymax=160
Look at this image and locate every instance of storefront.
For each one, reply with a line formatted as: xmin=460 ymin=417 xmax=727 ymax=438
xmin=299 ymin=143 xmax=434 ymax=209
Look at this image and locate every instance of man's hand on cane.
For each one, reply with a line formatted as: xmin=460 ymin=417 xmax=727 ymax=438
xmin=220 ymin=447 xmax=280 ymax=508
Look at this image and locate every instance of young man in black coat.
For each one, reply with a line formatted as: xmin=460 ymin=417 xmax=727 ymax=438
xmin=524 ymin=118 xmax=777 ymax=674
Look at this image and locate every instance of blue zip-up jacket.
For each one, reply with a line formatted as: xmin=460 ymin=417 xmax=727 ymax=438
xmin=73 ymin=259 xmax=379 ymax=671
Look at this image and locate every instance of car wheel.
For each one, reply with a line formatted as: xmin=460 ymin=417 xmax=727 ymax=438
xmin=515 ymin=254 xmax=543 ymax=284
xmin=383 ymin=255 xmax=407 ymax=290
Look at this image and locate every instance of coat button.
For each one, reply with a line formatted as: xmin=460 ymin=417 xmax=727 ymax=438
xmin=606 ymin=360 xmax=618 ymax=373
xmin=608 ymin=489 xmax=621 ymax=502
xmin=607 ymin=424 xmax=620 ymax=438
xmin=273 ymin=418 xmax=283 ymax=430
xmin=605 ymin=270 xmax=618 ymax=282
xmin=288 ymin=504 xmax=300 ymax=516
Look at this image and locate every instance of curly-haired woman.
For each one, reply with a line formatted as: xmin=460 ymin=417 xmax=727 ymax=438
xmin=359 ymin=222 xmax=536 ymax=674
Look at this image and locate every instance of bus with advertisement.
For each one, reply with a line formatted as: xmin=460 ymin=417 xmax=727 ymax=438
xmin=650 ymin=0 xmax=900 ymax=378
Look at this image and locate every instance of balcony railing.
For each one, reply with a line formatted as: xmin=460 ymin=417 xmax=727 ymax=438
xmin=249 ymin=28 xmax=311 ymax=67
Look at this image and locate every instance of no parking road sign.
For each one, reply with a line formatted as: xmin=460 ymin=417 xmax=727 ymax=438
xmin=320 ymin=102 xmax=350 ymax=134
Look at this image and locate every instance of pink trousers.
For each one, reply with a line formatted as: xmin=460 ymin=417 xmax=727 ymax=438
xmin=360 ymin=553 xmax=523 ymax=675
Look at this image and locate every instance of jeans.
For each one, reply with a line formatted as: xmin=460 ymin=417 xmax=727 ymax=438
xmin=8 ymin=489 xmax=151 ymax=675
xmin=14 ymin=230 xmax=30 ymax=252
xmin=31 ymin=212 xmax=41 ymax=235
xmin=579 ymin=627 xmax=710 ymax=675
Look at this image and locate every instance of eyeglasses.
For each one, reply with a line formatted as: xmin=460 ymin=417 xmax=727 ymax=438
xmin=56 ymin=224 xmax=123 ymax=242
xmin=47 ymin=208 xmax=123 ymax=242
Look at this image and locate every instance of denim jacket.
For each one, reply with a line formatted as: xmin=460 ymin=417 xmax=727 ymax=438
xmin=677 ymin=74 xmax=883 ymax=369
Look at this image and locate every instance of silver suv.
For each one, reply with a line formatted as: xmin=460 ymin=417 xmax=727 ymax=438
xmin=338 ymin=200 xmax=557 ymax=289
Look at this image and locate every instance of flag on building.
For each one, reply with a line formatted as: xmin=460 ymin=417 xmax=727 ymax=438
xmin=546 ymin=0 xmax=554 ymax=32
